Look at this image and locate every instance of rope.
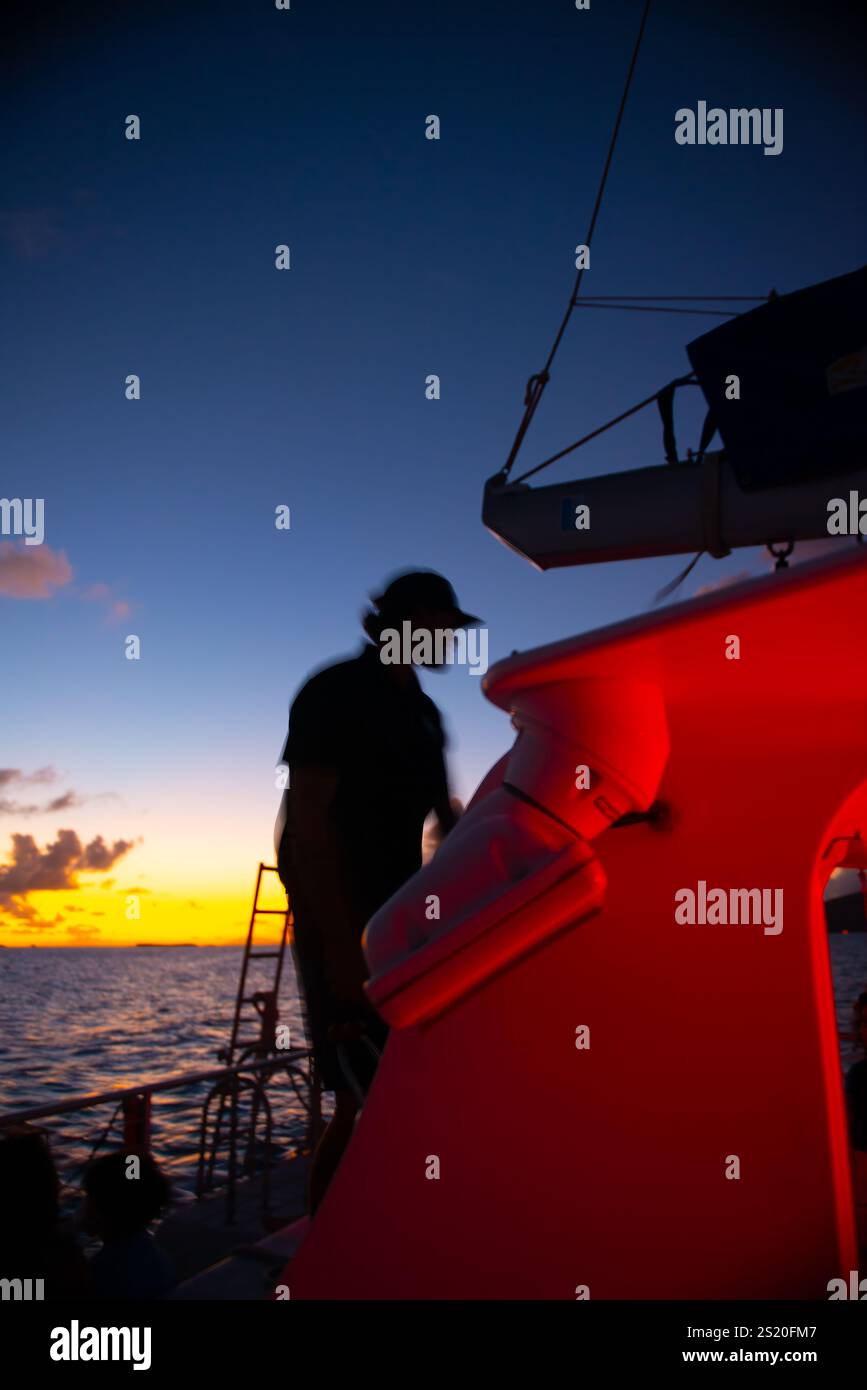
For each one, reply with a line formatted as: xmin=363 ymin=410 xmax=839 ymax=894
xmin=579 ymin=295 xmax=768 ymax=302
xmin=652 ymin=549 xmax=704 ymax=604
xmin=572 ymin=302 xmax=737 ymax=318
xmin=501 ymin=0 xmax=653 ymax=480
xmin=512 ymin=374 xmax=696 ymax=485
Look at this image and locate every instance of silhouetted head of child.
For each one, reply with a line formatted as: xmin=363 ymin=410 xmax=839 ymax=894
xmin=0 ymin=1125 xmax=60 ymax=1246
xmin=83 ymin=1151 xmax=171 ymax=1241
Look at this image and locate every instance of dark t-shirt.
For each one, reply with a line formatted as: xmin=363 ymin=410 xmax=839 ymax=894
xmin=278 ymin=643 xmax=448 ymax=921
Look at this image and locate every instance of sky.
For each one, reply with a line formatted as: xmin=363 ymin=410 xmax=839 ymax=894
xmin=2 ymin=0 xmax=865 ymax=945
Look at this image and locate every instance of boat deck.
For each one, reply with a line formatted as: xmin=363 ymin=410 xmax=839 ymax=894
xmin=157 ymin=1151 xmax=310 ymax=1289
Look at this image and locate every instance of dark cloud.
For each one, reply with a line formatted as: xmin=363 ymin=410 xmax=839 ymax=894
xmin=0 ymin=769 xmax=87 ymax=817
xmin=45 ymin=792 xmax=84 ymax=812
xmin=0 ymin=767 xmax=58 ymax=788
xmin=0 ymin=828 xmax=135 ymax=921
xmin=80 ymin=835 xmax=133 ymax=871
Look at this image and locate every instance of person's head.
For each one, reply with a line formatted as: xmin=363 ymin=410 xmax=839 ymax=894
xmin=0 ymin=1125 xmax=60 ymax=1243
xmin=83 ymin=1150 xmax=171 ymax=1241
xmin=854 ymin=991 xmax=867 ymax=1053
xmin=362 ymin=570 xmax=481 ymax=670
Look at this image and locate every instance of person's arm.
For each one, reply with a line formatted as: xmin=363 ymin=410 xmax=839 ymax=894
xmin=431 ymin=736 xmax=461 ymax=843
xmin=433 ymin=794 xmax=459 ymax=838
xmin=288 ymin=765 xmax=369 ymax=1003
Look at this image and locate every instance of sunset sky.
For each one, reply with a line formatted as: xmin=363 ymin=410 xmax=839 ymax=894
xmin=2 ymin=0 xmax=865 ymax=945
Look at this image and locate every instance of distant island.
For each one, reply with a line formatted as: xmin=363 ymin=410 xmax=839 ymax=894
xmin=135 ymin=943 xmax=199 ymax=948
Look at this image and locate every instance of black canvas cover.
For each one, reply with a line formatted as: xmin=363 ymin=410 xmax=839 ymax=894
xmin=687 ymin=265 xmax=867 ymax=491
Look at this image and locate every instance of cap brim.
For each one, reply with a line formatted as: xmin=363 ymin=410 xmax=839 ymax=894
xmin=451 ymin=609 xmax=483 ymax=628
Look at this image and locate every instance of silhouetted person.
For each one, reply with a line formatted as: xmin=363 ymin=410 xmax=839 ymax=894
xmin=846 ymin=991 xmax=867 ymax=1152
xmin=0 ymin=1125 xmax=90 ymax=1298
xmin=274 ymin=571 xmax=480 ymax=1212
xmin=83 ymin=1150 xmax=175 ymax=1299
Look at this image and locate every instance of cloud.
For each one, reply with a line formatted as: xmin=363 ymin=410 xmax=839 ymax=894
xmin=0 ymin=769 xmax=86 ymax=818
xmin=0 ymin=542 xmax=72 ymax=598
xmin=779 ymin=537 xmax=857 ymax=567
xmin=0 ymin=768 xmax=58 ymax=788
xmin=0 ymin=828 xmax=136 ymax=921
xmin=691 ymin=537 xmax=857 ymax=599
xmin=826 ymin=867 xmax=865 ymax=900
xmin=82 ymin=582 xmax=132 ymax=624
xmin=0 ymin=544 xmax=132 ymax=623
xmin=80 ymin=835 xmax=134 ymax=870
xmin=65 ymin=925 xmax=102 ymax=945
xmin=694 ymin=570 xmax=754 ymax=597
xmin=45 ymin=791 xmax=84 ymax=812
xmin=0 ymin=548 xmax=131 ymax=618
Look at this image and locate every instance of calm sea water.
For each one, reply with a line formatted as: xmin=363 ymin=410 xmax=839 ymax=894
xmin=0 ymin=947 xmax=312 ymax=1204
xmin=1 ymin=938 xmax=865 ymax=1201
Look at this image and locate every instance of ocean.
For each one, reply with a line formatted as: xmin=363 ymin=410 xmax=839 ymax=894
xmin=1 ymin=937 xmax=865 ymax=1205
xmin=0 ymin=946 xmax=312 ymax=1207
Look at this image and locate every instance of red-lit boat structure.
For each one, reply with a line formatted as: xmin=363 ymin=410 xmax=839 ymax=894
xmin=281 ymin=545 xmax=866 ymax=1299
xmin=282 ymin=268 xmax=867 ymax=1298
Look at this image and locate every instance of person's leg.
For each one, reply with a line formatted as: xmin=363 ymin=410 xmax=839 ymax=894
xmin=284 ymin=899 xmax=351 ymax=1213
xmin=308 ymin=1087 xmax=357 ymax=1214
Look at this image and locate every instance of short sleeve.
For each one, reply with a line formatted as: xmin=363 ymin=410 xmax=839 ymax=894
xmin=281 ymin=670 xmax=348 ymax=769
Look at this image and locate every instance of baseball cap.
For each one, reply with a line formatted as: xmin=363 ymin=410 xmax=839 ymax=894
xmin=372 ymin=571 xmax=482 ymax=628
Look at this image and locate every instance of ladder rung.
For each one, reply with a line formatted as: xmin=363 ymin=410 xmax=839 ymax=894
xmin=248 ymin=951 xmax=281 ymax=959
xmin=252 ymin=908 xmax=287 ymax=916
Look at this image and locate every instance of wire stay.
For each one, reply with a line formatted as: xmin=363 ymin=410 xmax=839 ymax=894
xmin=501 ymin=0 xmax=654 ymax=481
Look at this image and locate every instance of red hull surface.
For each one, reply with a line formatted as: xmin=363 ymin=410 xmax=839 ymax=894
xmin=284 ymin=549 xmax=866 ymax=1299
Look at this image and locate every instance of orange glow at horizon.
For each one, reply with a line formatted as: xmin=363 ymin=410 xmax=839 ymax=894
xmin=0 ymin=872 xmax=290 ymax=948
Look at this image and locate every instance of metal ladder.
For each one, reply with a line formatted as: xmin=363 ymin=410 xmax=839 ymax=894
xmin=222 ymin=863 xmax=291 ymax=1068
xmin=196 ymin=864 xmax=294 ymax=1216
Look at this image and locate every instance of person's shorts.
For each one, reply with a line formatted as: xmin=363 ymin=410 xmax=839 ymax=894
xmin=290 ymin=920 xmax=389 ymax=1095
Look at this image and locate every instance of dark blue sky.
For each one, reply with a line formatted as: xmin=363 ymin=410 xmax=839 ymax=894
xmin=2 ymin=0 xmax=865 ymax=935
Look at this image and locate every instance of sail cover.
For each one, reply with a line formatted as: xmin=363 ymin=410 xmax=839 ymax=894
xmin=687 ymin=264 xmax=867 ymax=491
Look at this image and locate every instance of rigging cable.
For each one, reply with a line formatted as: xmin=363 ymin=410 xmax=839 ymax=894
xmin=577 ymin=294 xmax=768 ymax=301
xmin=500 ymin=0 xmax=654 ymax=481
xmin=512 ymin=374 xmax=697 ymax=485
xmin=572 ymin=303 xmax=738 ymax=317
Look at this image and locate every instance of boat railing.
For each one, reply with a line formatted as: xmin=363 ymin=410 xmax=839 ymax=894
xmin=0 ymin=1049 xmax=320 ymax=1223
